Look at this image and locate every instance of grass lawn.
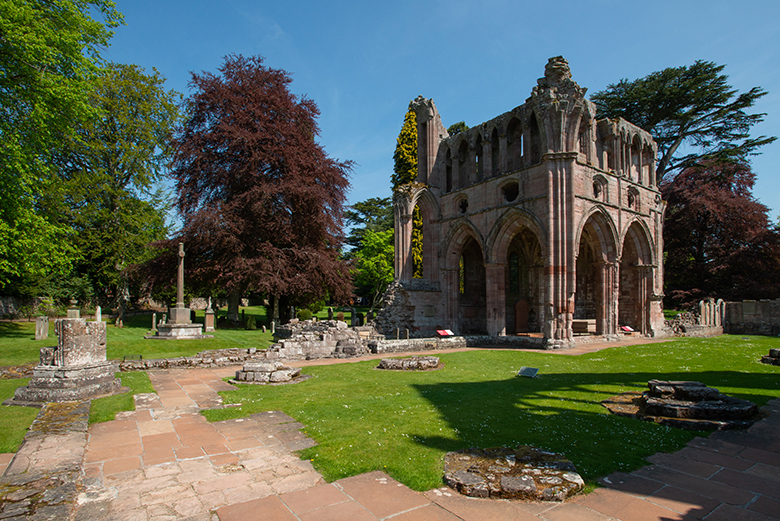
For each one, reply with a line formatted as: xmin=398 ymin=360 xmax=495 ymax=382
xmin=203 ymin=335 xmax=780 ymax=491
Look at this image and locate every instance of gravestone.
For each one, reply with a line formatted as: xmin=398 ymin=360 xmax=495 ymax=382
xmin=94 ymin=305 xmax=102 ymax=323
xmin=7 ymin=317 xmax=122 ymax=406
xmin=35 ymin=316 xmax=49 ymax=340
xmin=204 ymin=297 xmax=215 ymax=332
xmin=327 ymin=307 xmax=333 ymax=320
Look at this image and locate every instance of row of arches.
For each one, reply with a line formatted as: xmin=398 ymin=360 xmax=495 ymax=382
xmin=441 ymin=113 xmax=543 ymax=193
xmin=405 ymin=196 xmax=656 ymax=336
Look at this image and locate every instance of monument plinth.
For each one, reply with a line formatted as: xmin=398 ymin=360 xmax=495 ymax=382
xmin=146 ymin=242 xmax=213 ymax=340
xmin=7 ymin=318 xmax=122 ymax=407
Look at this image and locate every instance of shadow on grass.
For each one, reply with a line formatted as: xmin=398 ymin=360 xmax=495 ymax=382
xmin=0 ymin=321 xmax=36 ymax=340
xmin=412 ymin=370 xmax=779 ymax=480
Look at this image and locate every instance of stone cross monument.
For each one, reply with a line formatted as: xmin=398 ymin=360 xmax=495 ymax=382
xmin=146 ymin=242 xmax=212 ymax=340
xmin=169 ymin=242 xmax=191 ymax=325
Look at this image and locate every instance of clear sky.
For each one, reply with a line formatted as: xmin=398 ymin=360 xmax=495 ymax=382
xmin=104 ymin=0 xmax=780 ymax=219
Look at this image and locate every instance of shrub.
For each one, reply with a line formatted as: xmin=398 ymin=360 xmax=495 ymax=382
xmin=297 ymin=309 xmax=312 ymax=321
xmin=336 ymin=311 xmax=344 ymax=321
xmin=245 ymin=316 xmax=257 ymax=330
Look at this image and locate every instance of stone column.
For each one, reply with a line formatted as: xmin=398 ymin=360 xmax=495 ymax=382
xmin=177 ymin=242 xmax=185 ymax=308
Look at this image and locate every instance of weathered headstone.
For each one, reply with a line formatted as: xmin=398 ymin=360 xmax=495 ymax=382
xmin=151 ymin=313 xmax=157 ymax=332
xmin=35 ymin=316 xmax=49 ymax=340
xmin=7 ymin=317 xmax=122 ymax=406
xmin=327 ymin=307 xmax=333 ymax=320
xmin=94 ymin=305 xmax=102 ymax=323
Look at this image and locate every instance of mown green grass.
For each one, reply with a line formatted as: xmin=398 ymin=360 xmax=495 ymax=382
xmin=0 ymin=379 xmax=40 ymax=453
xmin=203 ymin=335 xmax=780 ymax=491
xmin=89 ymin=371 xmax=156 ymax=424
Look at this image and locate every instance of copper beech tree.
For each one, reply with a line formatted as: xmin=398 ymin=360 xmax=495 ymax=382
xmin=159 ymin=54 xmax=352 ymax=322
xmin=661 ymin=161 xmax=780 ymax=308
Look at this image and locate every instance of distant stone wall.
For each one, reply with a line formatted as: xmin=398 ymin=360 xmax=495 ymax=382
xmin=118 ymin=348 xmax=262 ymax=371
xmin=725 ymin=299 xmax=780 ymax=336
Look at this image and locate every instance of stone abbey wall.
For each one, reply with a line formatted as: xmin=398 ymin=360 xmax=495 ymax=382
xmin=381 ymin=57 xmax=666 ymax=348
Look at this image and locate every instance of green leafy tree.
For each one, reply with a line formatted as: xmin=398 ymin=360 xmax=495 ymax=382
xmin=392 ymin=106 xmax=417 ymax=189
xmin=0 ymin=0 xmax=123 ymax=290
xmin=352 ymin=229 xmax=394 ymax=309
xmin=591 ymin=60 xmax=776 ymax=181
xmin=54 ymin=63 xmax=179 ymax=313
xmin=344 ymin=197 xmax=393 ymax=254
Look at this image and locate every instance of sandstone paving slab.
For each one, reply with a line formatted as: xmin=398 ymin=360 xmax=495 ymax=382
xmin=646 ymin=451 xmax=721 ymax=478
xmin=335 ymin=471 xmax=428 ymax=519
xmin=537 ymin=502 xmax=617 ymax=521
xmin=425 ymin=487 xmax=539 ymax=520
xmin=704 ymin=503 xmax=778 ymax=521
xmin=645 ymin=485 xmax=720 ymax=519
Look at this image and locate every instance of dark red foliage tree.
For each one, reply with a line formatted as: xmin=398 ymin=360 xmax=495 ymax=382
xmin=157 ymin=54 xmax=352 ymax=321
xmin=661 ymin=160 xmax=780 ymax=308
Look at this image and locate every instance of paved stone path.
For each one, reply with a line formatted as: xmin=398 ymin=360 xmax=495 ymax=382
xmin=0 ymin=343 xmax=778 ymax=520
xmin=73 ymin=368 xmax=323 ymax=520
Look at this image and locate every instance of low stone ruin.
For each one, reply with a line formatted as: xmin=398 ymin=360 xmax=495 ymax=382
xmin=761 ymin=348 xmax=780 ymax=366
xmin=444 ymin=446 xmax=584 ymax=501
xmin=376 ymin=356 xmax=440 ymax=371
xmin=266 ymin=319 xmax=371 ymax=360
xmin=231 ymin=361 xmax=308 ymax=385
xmin=602 ymin=380 xmax=761 ymax=430
xmin=7 ymin=318 xmax=122 ymax=406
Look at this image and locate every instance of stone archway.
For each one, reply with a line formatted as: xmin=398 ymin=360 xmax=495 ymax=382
xmin=619 ymin=221 xmax=654 ymax=334
xmin=575 ymin=212 xmax=618 ymax=336
xmin=458 ymin=238 xmax=487 ymax=334
xmin=504 ymin=229 xmax=543 ymax=334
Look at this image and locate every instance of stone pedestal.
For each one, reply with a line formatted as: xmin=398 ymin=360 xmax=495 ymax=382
xmin=204 ymin=309 xmax=215 ymax=332
xmin=169 ymin=306 xmax=192 ymax=324
xmin=7 ymin=318 xmax=122 ymax=407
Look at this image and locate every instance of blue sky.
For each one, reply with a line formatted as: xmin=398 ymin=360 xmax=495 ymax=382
xmin=104 ymin=0 xmax=780 ymax=219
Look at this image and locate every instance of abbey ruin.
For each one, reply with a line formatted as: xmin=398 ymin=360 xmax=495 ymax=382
xmin=389 ymin=57 xmax=665 ymax=348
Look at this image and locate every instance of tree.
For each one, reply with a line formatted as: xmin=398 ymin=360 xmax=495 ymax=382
xmin=352 ymin=229 xmax=394 ymax=310
xmin=0 ymin=0 xmax=123 ymax=290
xmin=163 ymin=54 xmax=352 ymax=322
xmin=591 ymin=61 xmax=776 ymax=181
xmin=391 ymin=106 xmax=417 ymax=189
xmin=662 ymin=160 xmax=780 ymax=308
xmin=344 ymin=197 xmax=393 ymax=254
xmin=53 ymin=63 xmax=179 ymax=311
xmin=447 ymin=121 xmax=468 ymax=136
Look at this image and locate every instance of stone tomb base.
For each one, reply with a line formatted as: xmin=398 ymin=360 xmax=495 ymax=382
xmin=444 ymin=445 xmax=584 ymax=501
xmin=6 ymin=318 xmax=123 ymax=407
xmin=602 ymin=380 xmax=761 ymax=430
xmin=7 ymin=361 xmax=122 ymax=407
xmin=230 ymin=361 xmax=309 ymax=385
xmin=145 ymin=323 xmax=213 ymax=340
xmin=761 ymin=348 xmax=780 ymax=366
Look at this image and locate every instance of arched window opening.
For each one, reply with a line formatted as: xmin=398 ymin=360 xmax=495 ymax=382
xmin=412 ymin=204 xmax=423 ymax=278
xmin=458 ymin=140 xmax=469 ymax=188
xmin=506 ymin=118 xmax=522 ymax=171
xmin=529 ymin=113 xmax=541 ymax=165
xmin=458 ymin=255 xmax=465 ymax=294
xmin=475 ymin=134 xmax=483 ymax=183
xmin=491 ymin=128 xmax=499 ymax=177
xmin=445 ymin=151 xmax=453 ymax=193
xmin=509 ymin=252 xmax=519 ymax=293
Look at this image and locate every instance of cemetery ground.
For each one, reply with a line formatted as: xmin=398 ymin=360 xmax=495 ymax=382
xmin=0 ymin=312 xmax=778 ymax=499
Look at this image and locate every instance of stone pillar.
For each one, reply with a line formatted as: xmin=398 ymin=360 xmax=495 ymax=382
xmin=169 ymin=243 xmax=192 ymax=325
xmin=485 ymin=263 xmax=506 ymax=336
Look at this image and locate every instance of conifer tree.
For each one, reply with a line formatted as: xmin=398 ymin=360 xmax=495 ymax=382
xmin=391 ymin=106 xmax=417 ymax=189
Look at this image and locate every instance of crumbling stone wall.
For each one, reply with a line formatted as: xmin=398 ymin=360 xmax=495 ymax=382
xmin=725 ymin=299 xmax=780 ymax=336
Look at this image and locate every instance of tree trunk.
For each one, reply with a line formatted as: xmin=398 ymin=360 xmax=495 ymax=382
xmin=227 ymin=291 xmax=241 ymax=323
